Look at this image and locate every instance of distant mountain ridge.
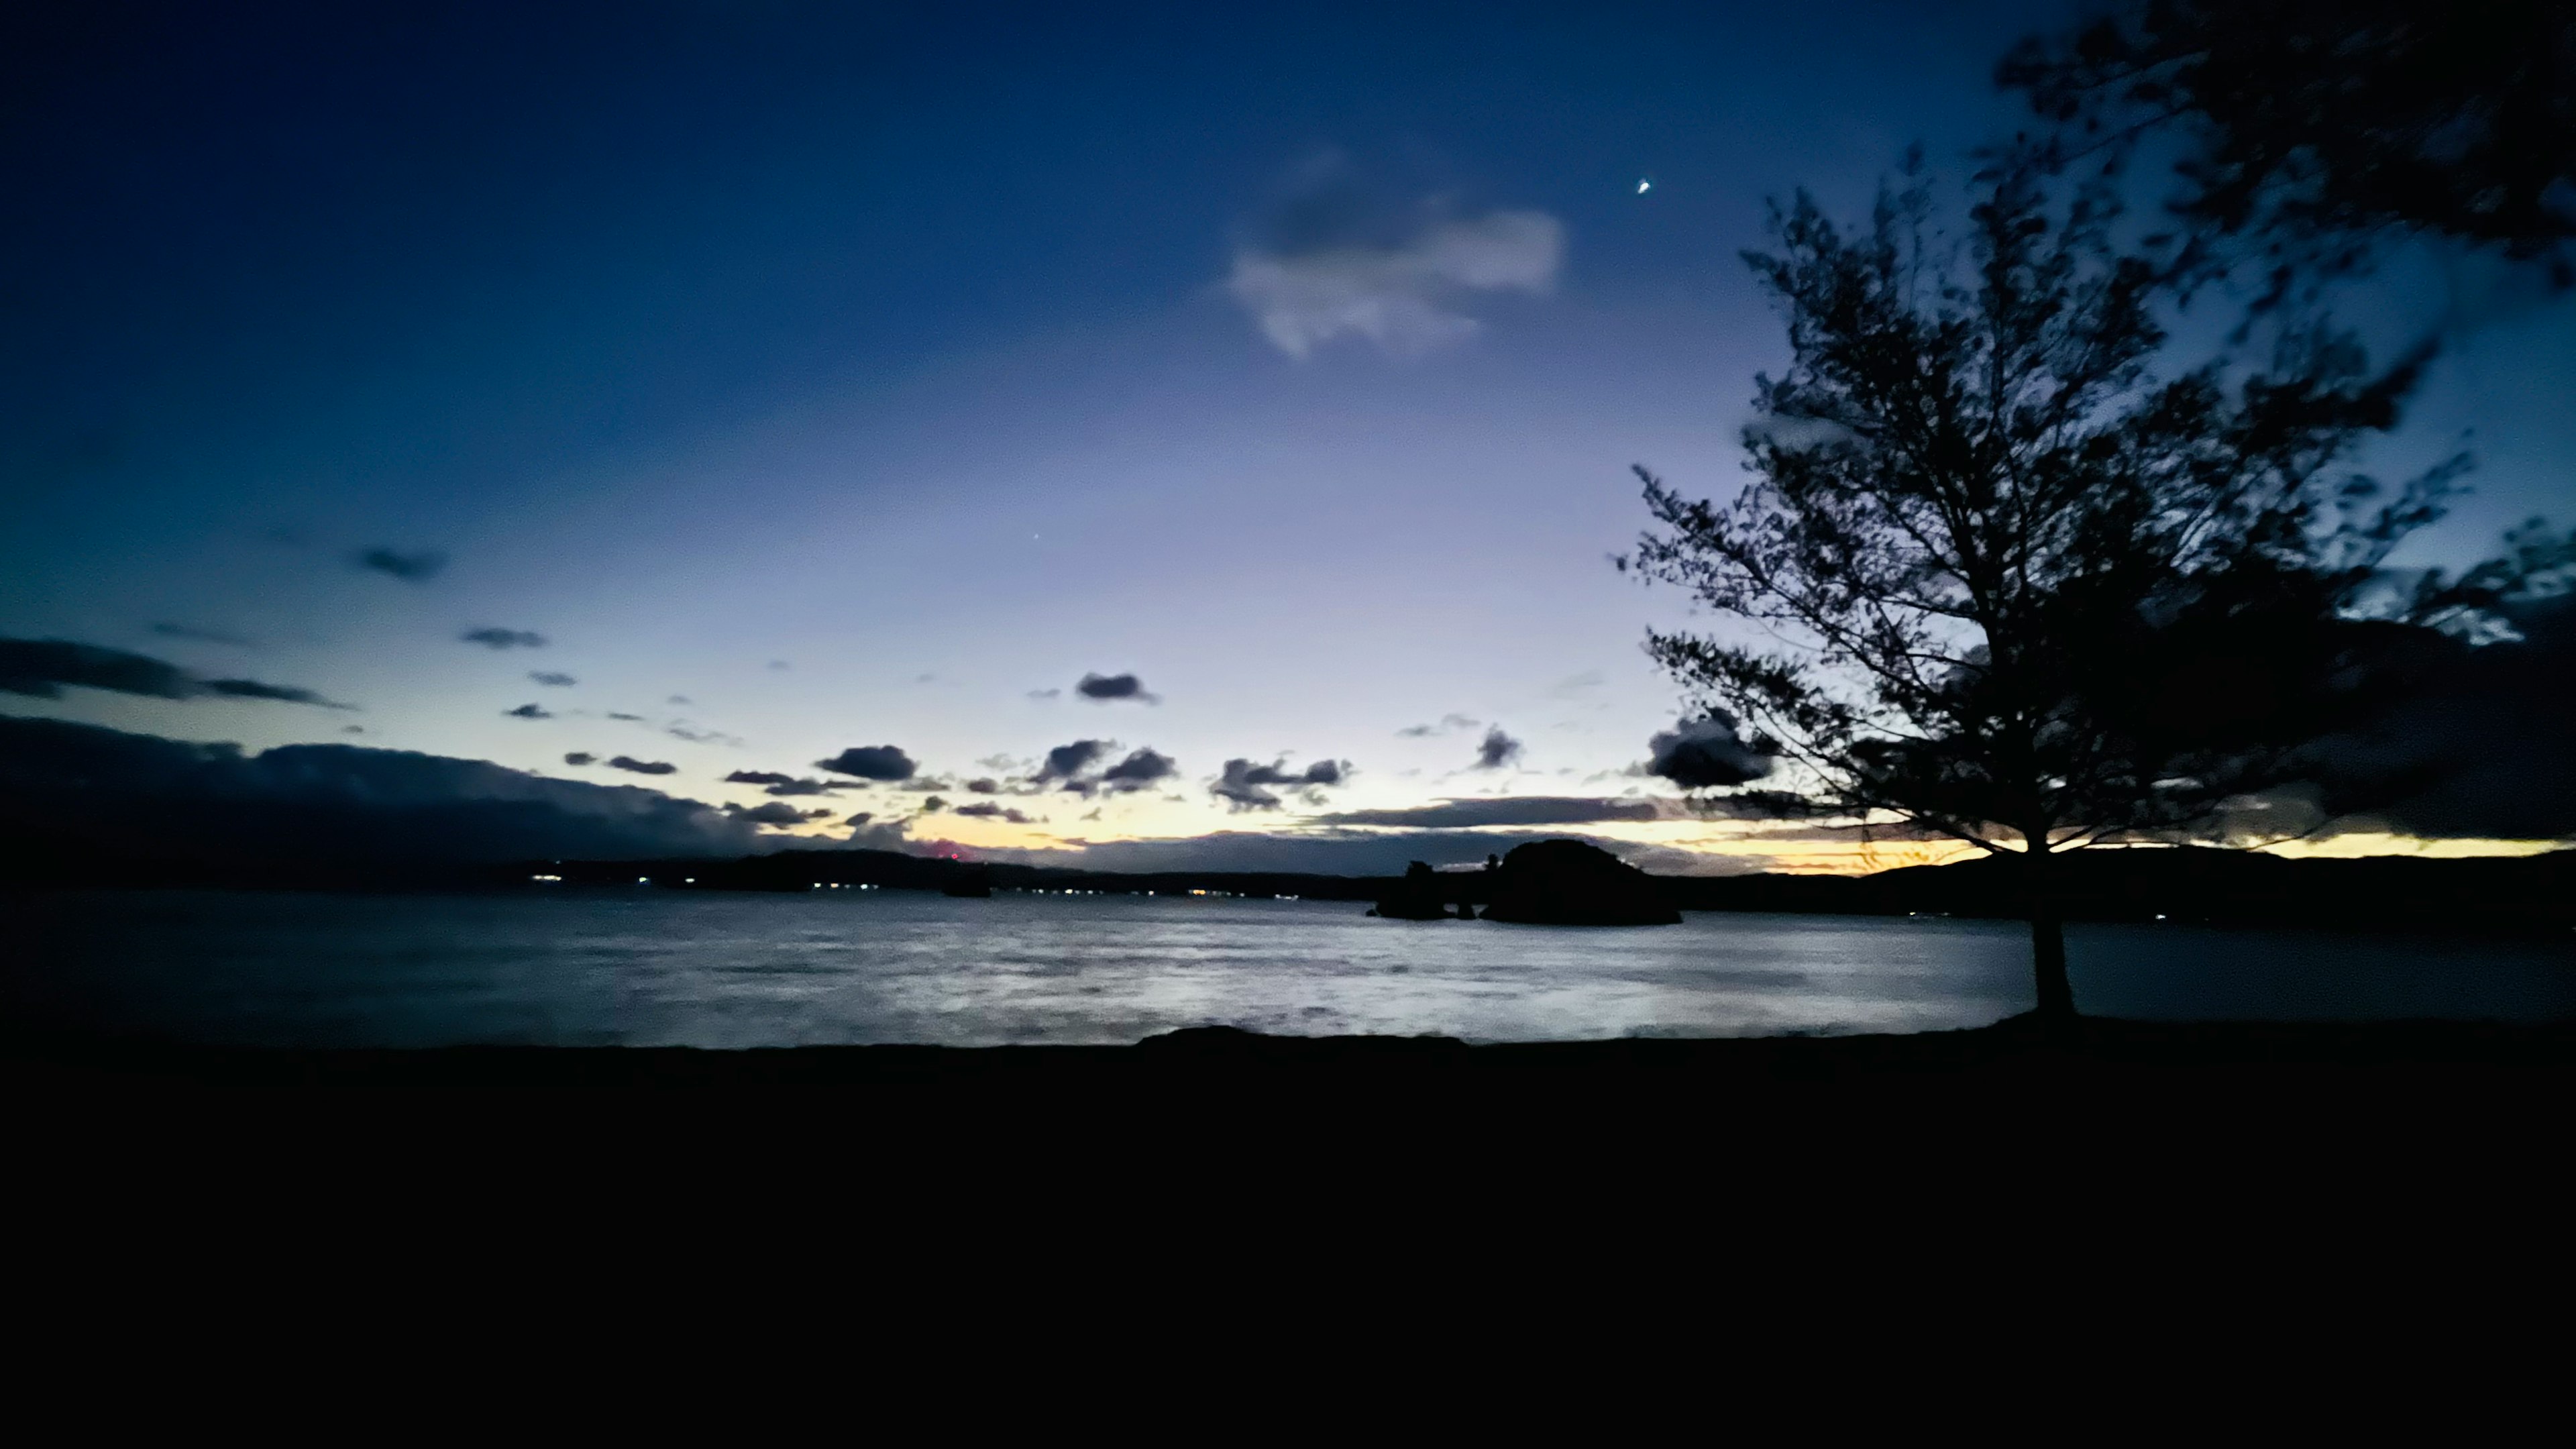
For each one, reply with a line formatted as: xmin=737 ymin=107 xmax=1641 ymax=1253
xmin=11 ymin=831 xmax=2567 ymax=935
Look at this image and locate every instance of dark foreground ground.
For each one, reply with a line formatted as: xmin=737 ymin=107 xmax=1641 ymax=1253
xmin=14 ymin=1016 xmax=2571 ymax=1188
xmin=11 ymin=1018 xmax=2573 ymax=1334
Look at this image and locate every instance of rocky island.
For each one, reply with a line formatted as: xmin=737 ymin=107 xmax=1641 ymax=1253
xmin=1368 ymin=861 xmax=1466 ymax=920
xmin=1479 ymin=839 xmax=1681 ymax=926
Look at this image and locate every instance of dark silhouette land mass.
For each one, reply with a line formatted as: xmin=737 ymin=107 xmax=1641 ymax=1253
xmin=1368 ymin=861 xmax=1455 ymax=920
xmin=1477 ymin=839 xmax=1681 ymax=926
xmin=8 ymin=828 xmax=2571 ymax=936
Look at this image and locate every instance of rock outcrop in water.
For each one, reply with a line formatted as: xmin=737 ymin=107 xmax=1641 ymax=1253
xmin=1480 ymin=839 xmax=1680 ymax=926
xmin=1368 ymin=861 xmax=1453 ymax=920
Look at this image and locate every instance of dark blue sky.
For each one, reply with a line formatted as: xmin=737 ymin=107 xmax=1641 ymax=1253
xmin=5 ymin=1 xmax=2567 ymax=871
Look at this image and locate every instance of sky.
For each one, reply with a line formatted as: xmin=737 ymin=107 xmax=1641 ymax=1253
xmin=5 ymin=1 xmax=2571 ymax=875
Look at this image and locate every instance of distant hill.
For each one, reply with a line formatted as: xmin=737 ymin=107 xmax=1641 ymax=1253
xmin=7 ymin=833 xmax=2568 ymax=936
xmin=1660 ymin=848 xmax=2576 ymax=935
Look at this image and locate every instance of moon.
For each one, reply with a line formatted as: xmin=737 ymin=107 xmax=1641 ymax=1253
xmin=1637 ymin=178 xmax=1651 ymax=194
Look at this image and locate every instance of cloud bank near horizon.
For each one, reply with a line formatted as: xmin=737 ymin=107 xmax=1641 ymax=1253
xmin=0 ymin=715 xmax=780 ymax=866
xmin=981 ymin=828 xmax=1767 ymax=878
xmin=1 ymin=637 xmax=347 ymax=710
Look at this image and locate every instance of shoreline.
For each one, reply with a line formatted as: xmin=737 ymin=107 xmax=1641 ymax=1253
xmin=13 ymin=1014 xmax=2573 ymax=1086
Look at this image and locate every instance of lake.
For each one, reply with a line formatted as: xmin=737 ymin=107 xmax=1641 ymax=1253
xmin=7 ymin=887 xmax=2571 ymax=1049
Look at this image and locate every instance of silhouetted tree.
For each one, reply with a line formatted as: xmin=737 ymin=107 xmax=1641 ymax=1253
xmin=1621 ymin=158 xmax=2524 ymax=1019
xmin=2000 ymin=1 xmax=2576 ymax=301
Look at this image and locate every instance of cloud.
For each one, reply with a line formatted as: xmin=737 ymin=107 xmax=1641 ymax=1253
xmin=1315 ymin=796 xmax=1670 ymax=828
xmin=505 ymin=704 xmax=554 ymax=720
xmin=1646 ymin=711 xmax=1775 ymax=789
xmin=150 ymin=623 xmax=251 ymax=646
xmin=665 ymin=724 xmax=743 ymax=747
xmin=1100 ymin=748 xmax=1179 ymax=792
xmin=1210 ymin=756 xmax=1352 ymax=811
xmin=1030 ymin=739 xmax=1175 ymax=796
xmin=0 ymin=637 xmax=345 ymax=708
xmin=356 ymin=547 xmax=447 ymax=582
xmin=564 ymin=753 xmax=596 ymax=766
xmin=529 ymin=671 xmax=577 ymax=687
xmin=0 ymin=715 xmax=775 ymax=866
xmin=608 ymin=712 xmax=645 ymax=722
xmin=1397 ymin=712 xmax=1481 ymax=739
xmin=2 ymin=640 xmax=202 ymax=699
xmin=606 ymin=756 xmax=676 ymax=775
xmin=985 ymin=828 xmax=1752 ymax=877
xmin=724 ymin=769 xmax=837 ymax=797
xmin=1075 ymin=672 xmax=1158 ymax=703
xmin=845 ymin=814 xmax=914 ymax=850
xmin=1034 ymin=739 xmax=1112 ymax=788
xmin=667 ymin=695 xmax=692 ymax=705
xmin=965 ymin=777 xmax=1002 ymax=794
xmin=1473 ymin=727 xmax=1523 ymax=769
xmin=723 ymin=800 xmax=815 ymax=827
xmin=952 ymin=802 xmax=1038 ymax=824
xmin=202 ymin=678 xmax=346 ymax=707
xmin=816 ymin=745 xmax=916 ymax=782
xmin=1027 ymin=688 xmax=1061 ymax=701
xmin=461 ymin=627 xmax=546 ymax=649
xmin=1226 ymin=162 xmax=1564 ymax=359
xmin=2308 ymin=596 xmax=2576 ymax=839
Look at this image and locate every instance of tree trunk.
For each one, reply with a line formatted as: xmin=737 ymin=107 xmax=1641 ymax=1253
xmin=2023 ymin=843 xmax=2077 ymax=1022
xmin=2030 ymin=908 xmax=2076 ymax=1021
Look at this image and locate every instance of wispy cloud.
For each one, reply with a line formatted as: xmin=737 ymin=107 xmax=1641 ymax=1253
xmin=951 ymin=802 xmax=1038 ymax=824
xmin=150 ymin=623 xmax=252 ymax=647
xmin=725 ymin=769 xmax=839 ymax=797
xmin=356 ymin=547 xmax=447 ymax=582
xmin=1397 ymin=712 xmax=1481 ymax=739
xmin=1316 ymin=796 xmax=1666 ymax=828
xmin=0 ymin=637 xmax=347 ymax=709
xmin=1227 ymin=162 xmax=1564 ymax=359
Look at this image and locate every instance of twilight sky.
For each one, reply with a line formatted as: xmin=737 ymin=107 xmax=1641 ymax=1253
xmin=6 ymin=1 xmax=2571 ymax=874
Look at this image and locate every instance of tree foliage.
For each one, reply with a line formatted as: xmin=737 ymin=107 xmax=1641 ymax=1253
xmin=1999 ymin=0 xmax=2576 ymax=295
xmin=1622 ymin=160 xmax=2504 ymax=865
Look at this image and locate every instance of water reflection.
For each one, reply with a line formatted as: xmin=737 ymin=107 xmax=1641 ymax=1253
xmin=8 ymin=888 xmax=2569 ymax=1049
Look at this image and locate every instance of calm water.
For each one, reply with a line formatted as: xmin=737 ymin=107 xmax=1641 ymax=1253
xmin=7 ymin=888 xmax=2571 ymax=1048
